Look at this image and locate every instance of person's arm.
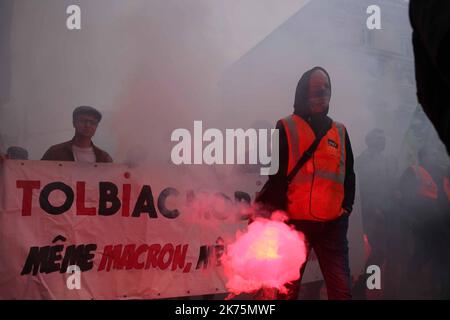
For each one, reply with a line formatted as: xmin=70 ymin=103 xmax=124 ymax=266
xmin=342 ymin=129 xmax=356 ymax=214
xmin=268 ymin=120 xmax=288 ymax=182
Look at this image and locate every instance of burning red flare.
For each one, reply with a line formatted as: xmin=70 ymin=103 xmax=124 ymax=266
xmin=222 ymin=212 xmax=307 ymax=296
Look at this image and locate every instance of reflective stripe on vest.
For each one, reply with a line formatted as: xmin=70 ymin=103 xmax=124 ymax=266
xmin=281 ymin=114 xmax=346 ymax=221
xmin=411 ymin=165 xmax=438 ymax=200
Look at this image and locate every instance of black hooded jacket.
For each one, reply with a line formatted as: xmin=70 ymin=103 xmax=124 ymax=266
xmin=409 ymin=0 xmax=450 ymax=155
xmin=270 ymin=67 xmax=356 ymax=213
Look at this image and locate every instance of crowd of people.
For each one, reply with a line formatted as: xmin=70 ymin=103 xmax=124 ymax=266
xmin=354 ymin=128 xmax=450 ymax=300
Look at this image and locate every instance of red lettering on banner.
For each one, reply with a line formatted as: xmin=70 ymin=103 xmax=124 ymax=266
xmin=122 ymin=244 xmax=136 ymax=270
xmin=157 ymin=244 xmax=174 ymax=270
xmin=134 ymin=244 xmax=149 ymax=269
xmin=145 ymin=244 xmax=162 ymax=269
xmin=98 ymin=245 xmax=123 ymax=271
xmin=16 ymin=180 xmax=41 ymax=216
xmin=12 ymin=180 xmax=250 ymax=221
xmin=97 ymin=243 xmax=191 ymax=272
xmin=76 ymin=182 xmax=96 ymax=216
xmin=172 ymin=244 xmax=188 ymax=271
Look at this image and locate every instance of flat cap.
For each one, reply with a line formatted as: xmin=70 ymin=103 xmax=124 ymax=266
xmin=73 ymin=106 xmax=102 ymax=122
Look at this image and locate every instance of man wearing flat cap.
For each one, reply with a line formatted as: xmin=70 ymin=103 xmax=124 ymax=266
xmin=41 ymin=106 xmax=113 ymax=163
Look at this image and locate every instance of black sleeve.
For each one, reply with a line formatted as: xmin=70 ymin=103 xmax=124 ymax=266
xmin=342 ymin=130 xmax=356 ymax=213
xmin=409 ymin=0 xmax=450 ymax=154
xmin=268 ymin=120 xmax=288 ymax=182
xmin=409 ymin=0 xmax=450 ymax=85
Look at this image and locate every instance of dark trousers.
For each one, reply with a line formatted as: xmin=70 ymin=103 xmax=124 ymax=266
xmin=280 ymin=214 xmax=352 ymax=300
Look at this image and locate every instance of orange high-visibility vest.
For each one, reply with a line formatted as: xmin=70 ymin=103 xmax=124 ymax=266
xmin=411 ymin=165 xmax=438 ymax=200
xmin=411 ymin=165 xmax=450 ymax=202
xmin=281 ymin=114 xmax=346 ymax=221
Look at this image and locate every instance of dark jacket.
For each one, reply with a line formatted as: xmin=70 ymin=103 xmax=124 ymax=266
xmin=410 ymin=0 xmax=450 ymax=155
xmin=41 ymin=140 xmax=113 ymax=163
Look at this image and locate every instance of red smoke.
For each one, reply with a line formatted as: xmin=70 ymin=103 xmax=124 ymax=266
xmin=222 ymin=211 xmax=307 ymax=297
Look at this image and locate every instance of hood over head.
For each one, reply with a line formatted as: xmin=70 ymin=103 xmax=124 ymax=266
xmin=293 ymin=66 xmax=332 ymax=118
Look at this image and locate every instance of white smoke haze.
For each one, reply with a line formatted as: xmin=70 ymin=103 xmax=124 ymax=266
xmin=1 ymin=0 xmax=312 ymax=161
xmin=1 ymin=0 xmax=431 ymax=170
